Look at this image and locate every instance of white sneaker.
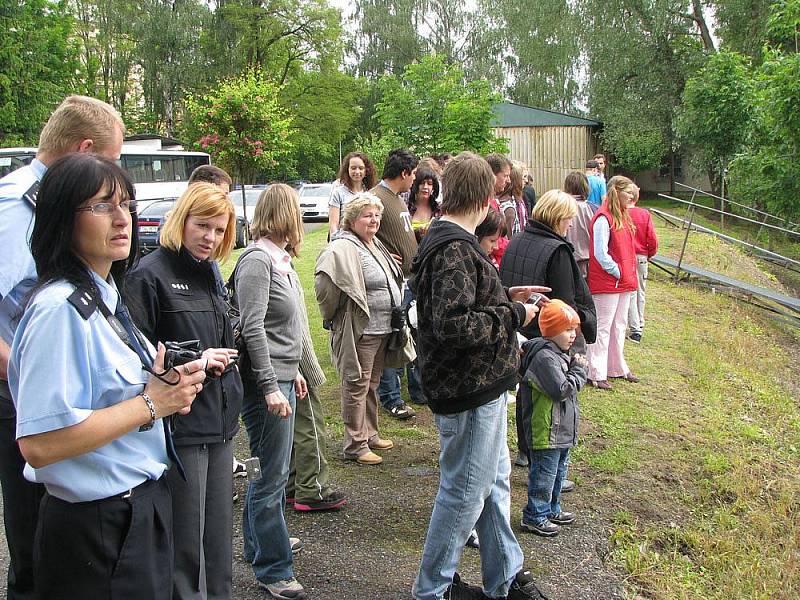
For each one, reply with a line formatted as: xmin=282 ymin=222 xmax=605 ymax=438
xmin=289 ymin=536 xmax=303 ymax=554
xmin=259 ymin=577 xmax=307 ymax=599
xmin=233 ymin=458 xmax=248 ymax=478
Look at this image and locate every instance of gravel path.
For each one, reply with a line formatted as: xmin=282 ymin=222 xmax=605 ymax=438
xmin=0 ymin=401 xmax=626 ymax=600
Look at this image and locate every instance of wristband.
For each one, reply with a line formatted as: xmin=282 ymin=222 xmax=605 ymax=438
xmin=139 ymin=392 xmax=156 ymax=432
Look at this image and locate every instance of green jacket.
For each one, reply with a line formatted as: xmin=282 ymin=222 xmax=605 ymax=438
xmin=519 ymin=338 xmax=587 ymax=450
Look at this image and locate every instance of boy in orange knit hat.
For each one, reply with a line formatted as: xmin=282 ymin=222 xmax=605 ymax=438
xmin=518 ymin=299 xmax=588 ymax=537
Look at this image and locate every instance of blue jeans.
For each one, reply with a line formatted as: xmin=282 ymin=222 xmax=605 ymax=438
xmin=523 ymin=447 xmax=570 ymax=525
xmin=413 ymin=396 xmax=523 ymax=600
xmin=241 ymin=378 xmax=296 ymax=585
xmin=378 ymin=360 xmax=427 ymax=408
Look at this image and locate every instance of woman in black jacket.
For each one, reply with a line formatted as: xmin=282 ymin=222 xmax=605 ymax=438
xmin=500 ymin=189 xmax=596 ymax=471
xmin=127 ymin=182 xmax=243 ymax=599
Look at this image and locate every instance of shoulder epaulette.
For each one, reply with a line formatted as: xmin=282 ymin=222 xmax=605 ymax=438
xmin=67 ymin=288 xmax=98 ymax=320
xmin=22 ymin=181 xmax=40 ymax=209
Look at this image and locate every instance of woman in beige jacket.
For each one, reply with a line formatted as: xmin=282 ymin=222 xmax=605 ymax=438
xmin=315 ymin=193 xmax=403 ymax=465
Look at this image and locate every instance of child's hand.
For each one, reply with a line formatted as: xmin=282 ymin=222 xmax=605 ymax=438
xmin=572 ymin=354 xmax=588 ymax=369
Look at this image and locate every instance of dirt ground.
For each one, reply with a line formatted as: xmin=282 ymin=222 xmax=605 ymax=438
xmin=227 ymin=400 xmax=625 ymax=600
xmin=0 ymin=399 xmax=626 ymax=600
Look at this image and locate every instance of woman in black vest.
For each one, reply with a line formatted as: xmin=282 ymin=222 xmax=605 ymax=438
xmin=126 ymin=183 xmax=243 ymax=599
xmin=500 ymin=189 xmax=597 ymax=470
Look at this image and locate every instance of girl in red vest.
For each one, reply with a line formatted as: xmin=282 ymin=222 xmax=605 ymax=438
xmin=586 ymin=176 xmax=639 ymax=390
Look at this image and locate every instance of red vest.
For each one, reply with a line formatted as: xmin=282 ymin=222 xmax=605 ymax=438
xmin=588 ymin=205 xmax=637 ymax=294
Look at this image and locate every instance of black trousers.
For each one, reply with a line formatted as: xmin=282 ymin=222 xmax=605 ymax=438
xmin=34 ymin=477 xmax=173 ymax=600
xmin=0 ymin=393 xmax=45 ymax=600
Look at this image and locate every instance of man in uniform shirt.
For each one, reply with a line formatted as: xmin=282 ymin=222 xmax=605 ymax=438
xmin=0 ymin=95 xmax=124 ymax=599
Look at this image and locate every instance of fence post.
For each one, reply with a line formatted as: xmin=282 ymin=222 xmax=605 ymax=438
xmin=676 ymin=204 xmax=695 ymax=282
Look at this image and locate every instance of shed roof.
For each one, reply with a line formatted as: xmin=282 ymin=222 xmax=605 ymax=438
xmin=491 ymin=102 xmax=601 ymax=128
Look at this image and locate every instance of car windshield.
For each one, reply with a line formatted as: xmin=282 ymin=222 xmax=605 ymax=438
xmin=300 ymin=184 xmax=333 ymax=199
xmin=138 ymin=200 xmax=175 ymax=217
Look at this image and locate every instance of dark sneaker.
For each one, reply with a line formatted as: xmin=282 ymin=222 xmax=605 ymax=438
xmin=507 ymin=570 xmax=548 ymax=600
xmin=386 ymin=402 xmax=416 ymax=420
xmin=520 ymin=518 xmax=561 ymax=537
xmin=560 ymin=479 xmax=575 ymax=493
xmin=513 ymin=452 xmax=529 ymax=468
xmin=293 ymin=491 xmax=348 ymax=512
xmin=444 ymin=572 xmax=488 ymax=599
xmin=465 ymin=529 xmax=480 ymax=549
xmin=628 ymin=332 xmax=642 ymax=343
xmin=549 ymin=511 xmax=576 ymax=525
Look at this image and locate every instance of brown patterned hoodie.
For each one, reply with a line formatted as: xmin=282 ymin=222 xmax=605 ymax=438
xmin=409 ymin=218 xmax=527 ymax=415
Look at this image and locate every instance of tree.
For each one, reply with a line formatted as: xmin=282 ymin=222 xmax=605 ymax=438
xmin=484 ymin=0 xmax=583 ymax=113
xmin=182 ymin=70 xmax=293 ymax=220
xmin=679 ymin=51 xmax=755 ymax=197
xmin=0 ymin=0 xmax=78 ymax=145
xmin=374 ymin=54 xmax=507 ymax=157
xmin=579 ymin=0 xmax=710 ymax=179
xmin=279 ymin=68 xmax=368 ymax=181
xmin=728 ymin=0 xmax=800 ymax=220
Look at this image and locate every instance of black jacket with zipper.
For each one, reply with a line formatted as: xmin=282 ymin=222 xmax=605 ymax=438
xmin=500 ymin=219 xmax=597 ymax=343
xmin=126 ymin=247 xmax=243 ymax=446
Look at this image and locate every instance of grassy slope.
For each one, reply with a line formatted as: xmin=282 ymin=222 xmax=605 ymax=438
xmin=227 ymin=225 xmax=800 ymax=599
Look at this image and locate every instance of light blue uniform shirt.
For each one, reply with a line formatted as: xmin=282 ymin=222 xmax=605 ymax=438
xmin=0 ymin=159 xmax=46 ymax=345
xmin=9 ymin=271 xmax=169 ymax=502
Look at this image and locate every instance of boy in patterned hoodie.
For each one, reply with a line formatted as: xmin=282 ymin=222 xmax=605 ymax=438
xmin=519 ymin=299 xmax=588 ymax=538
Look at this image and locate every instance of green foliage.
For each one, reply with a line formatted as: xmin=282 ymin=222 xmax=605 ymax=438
xmin=726 ymin=1 xmax=800 ymax=220
xmin=279 ymin=68 xmax=368 ymax=182
xmin=374 ymin=55 xmax=507 ymax=157
xmin=0 ymin=0 xmax=78 ymax=145
xmin=183 ymin=70 xmax=293 ymax=185
xmin=580 ymin=0 xmax=706 ymax=174
xmin=679 ymin=51 xmax=756 ymax=194
xmin=487 ymin=0 xmax=583 ymax=113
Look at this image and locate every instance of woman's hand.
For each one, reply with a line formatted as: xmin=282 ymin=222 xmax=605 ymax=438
xmin=294 ymin=373 xmax=308 ymax=400
xmin=508 ymin=285 xmax=552 ymax=303
xmin=201 ymin=347 xmax=238 ymax=377
xmin=265 ymin=389 xmax=292 ymax=419
xmin=144 ymin=343 xmax=206 ymax=418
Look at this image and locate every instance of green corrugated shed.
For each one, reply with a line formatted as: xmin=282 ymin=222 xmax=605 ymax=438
xmin=491 ymin=102 xmax=601 ymax=128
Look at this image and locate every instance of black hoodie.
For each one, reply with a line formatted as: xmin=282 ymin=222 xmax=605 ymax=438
xmin=409 ymin=218 xmax=527 ymax=415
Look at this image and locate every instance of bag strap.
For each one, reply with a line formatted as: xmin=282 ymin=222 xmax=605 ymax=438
xmin=341 ymin=237 xmax=399 ymax=309
xmin=227 ymin=246 xmax=271 ymax=306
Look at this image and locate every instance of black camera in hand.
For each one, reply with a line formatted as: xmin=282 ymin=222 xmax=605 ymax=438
xmin=163 ymin=340 xmax=203 ymax=371
xmin=163 ymin=340 xmax=236 ymax=378
xmin=390 ymin=306 xmax=406 ymax=331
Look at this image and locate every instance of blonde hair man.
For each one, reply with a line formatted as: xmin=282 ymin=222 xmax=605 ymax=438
xmin=0 ymin=94 xmax=124 ymax=599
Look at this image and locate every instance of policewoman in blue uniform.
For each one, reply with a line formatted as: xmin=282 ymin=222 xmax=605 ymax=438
xmin=8 ymin=153 xmax=209 ymax=599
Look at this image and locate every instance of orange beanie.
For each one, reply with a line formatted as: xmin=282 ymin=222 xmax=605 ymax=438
xmin=538 ymin=299 xmax=581 ymax=337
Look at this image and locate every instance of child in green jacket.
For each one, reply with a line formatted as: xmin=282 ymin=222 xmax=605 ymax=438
xmin=519 ymin=299 xmax=588 ymax=537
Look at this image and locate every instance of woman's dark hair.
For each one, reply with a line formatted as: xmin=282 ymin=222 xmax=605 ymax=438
xmin=31 ymin=153 xmax=139 ymax=299
xmin=563 ymin=171 xmax=590 ymax=200
xmin=337 ymin=151 xmax=376 ymax=191
xmin=408 ymin=168 xmax=440 ymax=217
xmin=475 ymin=207 xmax=507 ymax=241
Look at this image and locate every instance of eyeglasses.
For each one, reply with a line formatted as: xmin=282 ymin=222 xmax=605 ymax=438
xmin=75 ymin=199 xmax=137 ymax=216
